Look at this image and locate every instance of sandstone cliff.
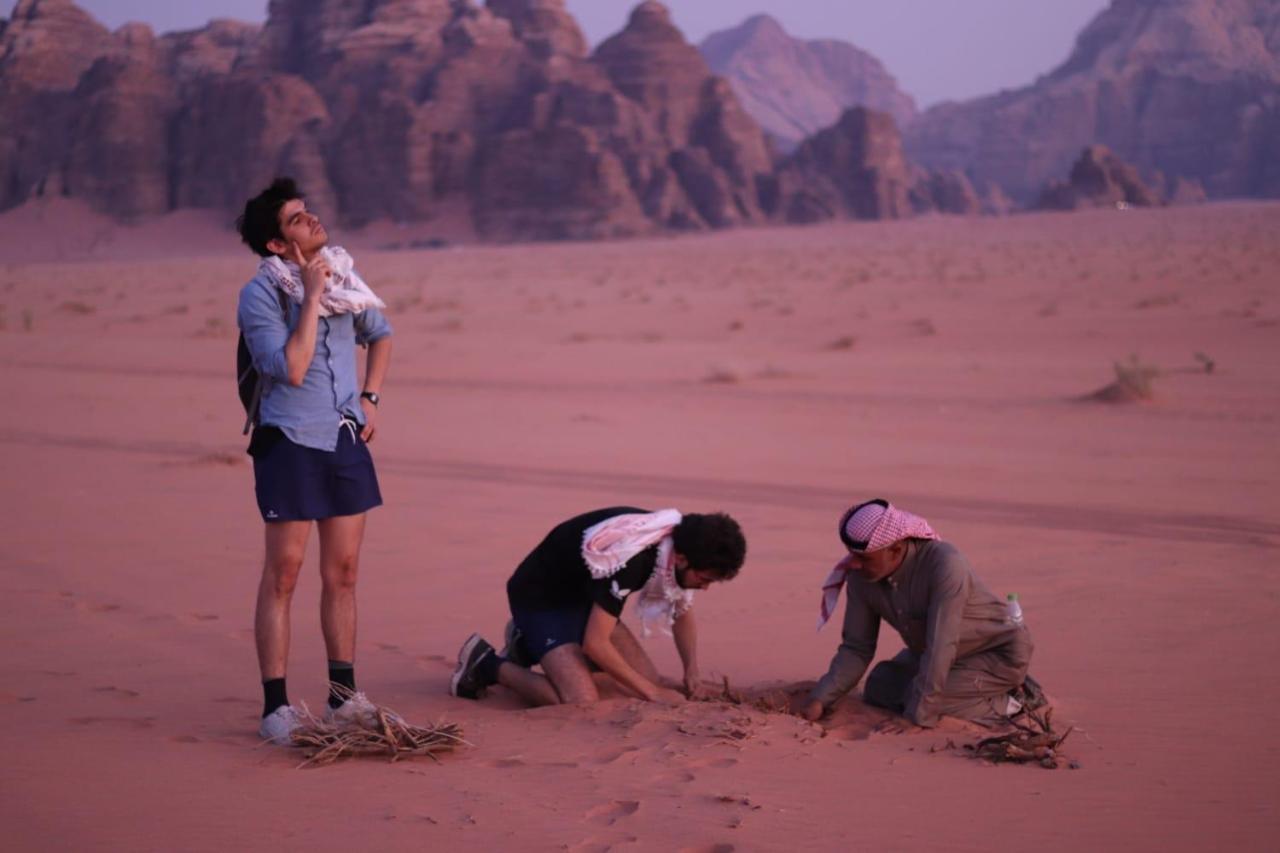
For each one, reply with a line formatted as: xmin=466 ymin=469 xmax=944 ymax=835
xmin=905 ymin=0 xmax=1280 ymax=203
xmin=0 ymin=0 xmax=783 ymax=237
xmin=700 ymin=14 xmax=916 ymax=153
xmin=1037 ymin=145 xmax=1162 ymax=210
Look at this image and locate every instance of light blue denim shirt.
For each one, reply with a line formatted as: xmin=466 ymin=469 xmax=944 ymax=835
xmin=237 ymin=274 xmax=393 ymax=451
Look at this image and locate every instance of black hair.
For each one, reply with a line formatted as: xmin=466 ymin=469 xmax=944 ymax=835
xmin=672 ymin=512 xmax=746 ymax=580
xmin=236 ymin=177 xmax=303 ymax=257
xmin=838 ymin=498 xmax=889 ymax=552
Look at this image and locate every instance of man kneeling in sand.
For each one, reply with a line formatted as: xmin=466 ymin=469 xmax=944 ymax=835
xmin=450 ymin=507 xmax=746 ymax=705
xmin=793 ymin=499 xmax=1038 ymax=729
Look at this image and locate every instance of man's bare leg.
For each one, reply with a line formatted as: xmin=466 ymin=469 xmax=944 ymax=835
xmin=610 ymin=622 xmax=662 ymax=684
xmin=317 ymin=513 xmax=365 ymax=663
xmin=254 ymin=521 xmax=312 ymax=679
xmin=496 ymin=662 xmax=561 ymax=707
xmin=540 ymin=644 xmax=601 ymax=704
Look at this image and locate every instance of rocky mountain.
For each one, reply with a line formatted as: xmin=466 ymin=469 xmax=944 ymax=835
xmin=1037 ymin=145 xmax=1162 ymax=210
xmin=905 ymin=0 xmax=1280 ymax=203
xmin=770 ymin=106 xmax=981 ymax=223
xmin=0 ymin=0 xmax=785 ymax=238
xmin=699 ymin=14 xmax=916 ymax=153
xmin=0 ymin=0 xmax=990 ymax=238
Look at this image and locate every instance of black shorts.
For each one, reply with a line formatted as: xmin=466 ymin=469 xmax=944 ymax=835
xmin=508 ymin=602 xmax=593 ymax=664
xmin=249 ymin=421 xmax=382 ymax=522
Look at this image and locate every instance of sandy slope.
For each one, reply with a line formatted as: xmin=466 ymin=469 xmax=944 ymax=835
xmin=1 ymin=203 xmax=1277 ymax=851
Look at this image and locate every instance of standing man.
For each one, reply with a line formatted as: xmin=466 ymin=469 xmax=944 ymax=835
xmin=449 ymin=507 xmax=747 ymax=706
xmin=236 ymin=178 xmax=393 ymax=743
xmin=793 ymin=499 xmax=1037 ymax=729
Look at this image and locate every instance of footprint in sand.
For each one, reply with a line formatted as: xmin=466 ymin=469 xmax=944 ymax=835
xmin=187 ymin=613 xmax=219 ymax=622
xmin=76 ymin=602 xmax=121 ymax=614
xmin=650 ymin=770 xmax=697 ymax=787
xmin=0 ymin=692 xmax=38 ymax=704
xmin=690 ymin=757 xmax=738 ymax=770
xmin=486 ymin=758 xmax=526 ymax=769
xmin=567 ymin=836 xmax=638 ymax=853
xmin=377 ymin=642 xmax=400 ymax=652
xmin=679 ymin=845 xmax=735 ymax=853
xmin=593 ymin=746 xmax=640 ymax=766
xmin=91 ymin=686 xmax=140 ymax=699
xmin=170 ymin=735 xmax=201 ymax=744
xmin=584 ymin=800 xmax=640 ymax=827
xmin=69 ymin=716 xmax=156 ymax=729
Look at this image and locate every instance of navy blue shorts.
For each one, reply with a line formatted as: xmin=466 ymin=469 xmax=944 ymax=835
xmin=249 ymin=421 xmax=382 ymax=522
xmin=508 ymin=603 xmax=592 ymax=664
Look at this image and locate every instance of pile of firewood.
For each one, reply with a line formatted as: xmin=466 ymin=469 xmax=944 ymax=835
xmin=286 ymin=699 xmax=466 ymax=769
xmin=965 ymin=706 xmax=1073 ymax=769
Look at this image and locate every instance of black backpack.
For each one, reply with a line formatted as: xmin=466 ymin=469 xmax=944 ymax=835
xmin=237 ymin=289 xmax=290 ymax=435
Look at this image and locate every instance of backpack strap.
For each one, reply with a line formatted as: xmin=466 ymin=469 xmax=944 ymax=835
xmin=242 ymin=288 xmax=293 ymax=436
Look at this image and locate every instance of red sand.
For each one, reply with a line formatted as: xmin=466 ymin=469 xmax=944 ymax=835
xmin=1 ymin=201 xmax=1277 ymax=850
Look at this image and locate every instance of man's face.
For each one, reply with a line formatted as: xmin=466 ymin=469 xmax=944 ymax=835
xmin=844 ymin=541 xmax=908 ymax=583
xmin=673 ymin=555 xmax=723 ymax=590
xmin=266 ymin=198 xmax=327 ymax=259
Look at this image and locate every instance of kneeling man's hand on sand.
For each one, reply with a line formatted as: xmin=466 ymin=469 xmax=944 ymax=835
xmin=791 ymin=696 xmax=824 ymax=721
xmin=682 ymin=669 xmax=710 ymax=700
xmin=653 ymin=686 xmax=687 ymax=705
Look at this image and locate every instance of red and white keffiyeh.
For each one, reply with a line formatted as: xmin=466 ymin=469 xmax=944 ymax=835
xmin=258 ymin=246 xmax=385 ymax=317
xmin=581 ymin=508 xmax=693 ymax=636
xmin=816 ymin=501 xmax=938 ymax=630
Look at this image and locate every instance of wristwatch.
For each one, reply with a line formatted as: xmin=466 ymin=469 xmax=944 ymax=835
xmin=361 ymin=391 xmax=380 ymax=407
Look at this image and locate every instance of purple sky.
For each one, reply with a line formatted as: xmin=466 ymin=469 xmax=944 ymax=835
xmin=67 ymin=0 xmax=1110 ymax=106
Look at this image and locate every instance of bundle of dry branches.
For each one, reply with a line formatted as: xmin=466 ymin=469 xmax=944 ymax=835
xmin=965 ymin=706 xmax=1073 ymax=769
xmin=287 ymin=700 xmax=466 ymax=769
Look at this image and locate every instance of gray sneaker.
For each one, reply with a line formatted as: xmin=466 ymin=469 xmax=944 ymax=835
xmin=258 ymin=704 xmax=303 ymax=745
xmin=450 ymin=633 xmax=497 ymax=699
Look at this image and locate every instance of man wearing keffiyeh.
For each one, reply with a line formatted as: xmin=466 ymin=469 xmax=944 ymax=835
xmin=449 ymin=508 xmax=747 ymax=706
xmin=792 ymin=499 xmax=1039 ymax=729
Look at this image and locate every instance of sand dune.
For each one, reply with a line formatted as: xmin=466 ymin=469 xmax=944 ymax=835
xmin=1 ymin=202 xmax=1278 ymax=850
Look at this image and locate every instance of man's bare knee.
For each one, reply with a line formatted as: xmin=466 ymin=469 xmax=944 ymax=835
xmin=541 ymin=644 xmax=600 ymax=704
xmin=321 ymin=553 xmax=359 ymax=592
xmin=262 ymin=552 xmax=304 ymax=598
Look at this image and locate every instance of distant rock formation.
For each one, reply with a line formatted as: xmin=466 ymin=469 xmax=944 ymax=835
xmin=0 ymin=0 xmax=794 ymax=239
xmin=771 ymin=107 xmax=914 ymax=223
xmin=1036 ymin=145 xmax=1161 ymax=210
xmin=0 ymin=0 xmax=999 ymax=238
xmin=700 ymin=14 xmax=916 ymax=153
xmin=906 ymin=0 xmax=1280 ymax=203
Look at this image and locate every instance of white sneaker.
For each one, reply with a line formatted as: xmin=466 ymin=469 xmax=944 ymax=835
xmin=324 ymin=691 xmax=380 ymax=727
xmin=325 ymin=691 xmax=405 ymax=728
xmin=258 ymin=705 xmax=303 ymax=745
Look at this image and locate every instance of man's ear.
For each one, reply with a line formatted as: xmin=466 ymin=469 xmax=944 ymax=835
xmin=673 ymin=553 xmax=689 ymax=570
xmin=265 ymin=238 xmax=289 ymax=257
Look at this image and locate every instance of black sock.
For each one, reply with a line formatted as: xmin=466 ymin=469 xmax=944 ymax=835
xmin=477 ymin=650 xmax=503 ymax=687
xmin=262 ymin=678 xmax=288 ymax=718
xmin=328 ymin=660 xmax=356 ymax=709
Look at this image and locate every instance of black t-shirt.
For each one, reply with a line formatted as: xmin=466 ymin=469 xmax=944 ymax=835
xmin=506 ymin=507 xmax=658 ymax=617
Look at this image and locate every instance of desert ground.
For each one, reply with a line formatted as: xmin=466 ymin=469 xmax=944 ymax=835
xmin=1 ymin=200 xmax=1277 ymax=851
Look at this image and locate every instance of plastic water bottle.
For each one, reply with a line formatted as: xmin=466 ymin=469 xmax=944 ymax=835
xmin=1006 ymin=593 xmax=1024 ymax=626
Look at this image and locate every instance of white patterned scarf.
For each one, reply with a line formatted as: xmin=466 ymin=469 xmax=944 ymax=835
xmin=257 ymin=246 xmax=385 ymax=317
xmin=581 ymin=508 xmax=695 ymax=637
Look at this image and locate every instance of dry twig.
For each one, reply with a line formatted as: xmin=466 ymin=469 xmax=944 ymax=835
xmin=964 ymin=706 xmax=1074 ymax=769
xmin=286 ymin=697 xmax=466 ymax=769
